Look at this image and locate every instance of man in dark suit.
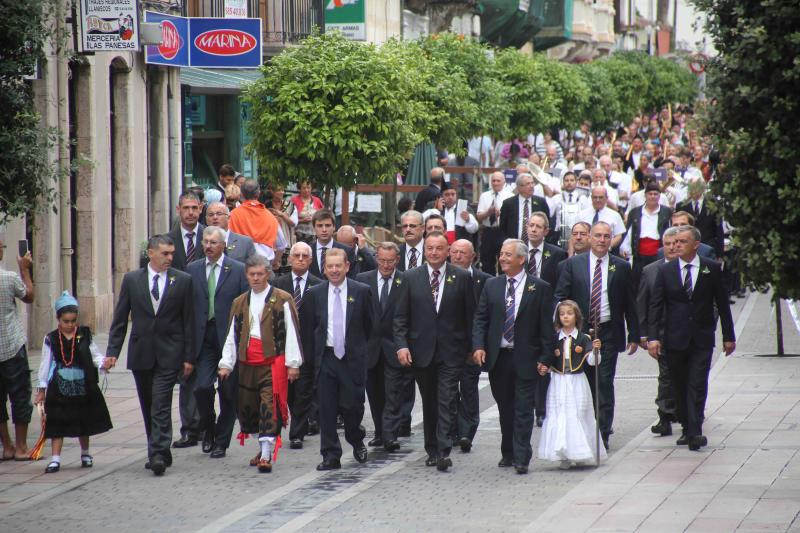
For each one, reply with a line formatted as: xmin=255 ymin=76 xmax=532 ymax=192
xmin=473 ymin=239 xmax=555 ymax=474
xmin=676 ymin=180 xmax=724 ymax=257
xmin=648 ymin=225 xmax=735 ymax=451
xmin=397 ymin=210 xmax=425 ymax=274
xmin=337 ymin=225 xmax=377 ymax=276
xmin=525 ymin=212 xmax=567 ymax=426
xmin=624 ymin=182 xmax=673 ymax=290
xmin=449 ymin=239 xmax=491 ymax=452
xmin=186 ymin=227 xmax=249 ymax=458
xmin=302 ymin=249 xmax=373 ymax=470
xmin=272 ymin=242 xmax=322 ymax=449
xmin=308 ymin=209 xmax=356 ymax=280
xmin=105 ymin=235 xmax=195 ymax=476
xmin=164 ymin=191 xmax=205 ymax=449
xmin=498 ymin=174 xmax=550 ymax=246
xmin=555 ymin=222 xmax=640 ymax=449
xmin=638 ymin=228 xmax=680 ymax=438
xmin=414 ymin=167 xmax=446 ymax=212
xmin=356 ymin=242 xmax=405 ymax=450
xmin=394 ymin=232 xmax=475 ymax=472
xmin=658 ymin=211 xmax=717 ymax=261
xmin=204 ymin=202 xmax=257 ymax=264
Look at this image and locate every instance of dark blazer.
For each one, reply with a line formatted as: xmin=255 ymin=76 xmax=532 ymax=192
xmin=414 ymin=183 xmax=442 ymax=212
xmin=536 ymin=242 xmax=568 ymax=287
xmin=350 ymin=246 xmax=378 ymax=276
xmin=626 ymin=205 xmax=673 ymax=258
xmin=498 ymin=195 xmax=551 ymax=241
xmin=186 ymin=256 xmax=249 ymax=360
xmin=356 ymin=269 xmax=405 ymax=369
xmin=648 ymin=256 xmax=735 ymax=350
xmin=397 ymin=243 xmax=425 ymax=272
xmin=393 ymin=263 xmax=475 ymax=368
xmin=225 ymin=231 xmax=257 ymax=264
xmin=473 ymin=274 xmax=556 ymax=380
xmin=637 ymin=258 xmax=667 ymax=340
xmin=302 ymin=279 xmax=373 ymax=386
xmin=554 ymin=252 xmax=639 ymax=352
xmin=470 ymin=268 xmax=492 ymax=303
xmin=271 ymin=271 xmax=323 ymax=300
xmin=676 ymin=199 xmax=724 ymax=255
xmin=656 ymin=242 xmax=716 ymax=261
xmin=166 ymin=224 xmax=205 ymax=271
xmin=308 ymin=240 xmax=357 ymax=280
xmin=107 ymin=267 xmax=195 ymax=371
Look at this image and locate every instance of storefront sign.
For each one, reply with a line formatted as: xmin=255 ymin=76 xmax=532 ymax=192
xmin=324 ymin=0 xmax=366 ymax=41
xmin=79 ymin=0 xmax=140 ymax=52
xmin=144 ymin=11 xmax=189 ymax=66
xmin=224 ymin=0 xmax=248 ymax=18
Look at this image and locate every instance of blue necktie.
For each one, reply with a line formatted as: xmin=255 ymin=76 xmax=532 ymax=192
xmin=151 ymin=274 xmax=160 ymax=301
xmin=503 ymin=278 xmax=516 ymax=344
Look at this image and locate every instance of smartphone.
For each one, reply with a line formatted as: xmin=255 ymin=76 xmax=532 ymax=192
xmin=18 ymin=240 xmax=29 ymax=257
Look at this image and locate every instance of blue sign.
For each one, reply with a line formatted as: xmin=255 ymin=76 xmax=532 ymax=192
xmin=188 ymin=17 xmax=262 ymax=69
xmin=144 ymin=11 xmax=189 ymax=67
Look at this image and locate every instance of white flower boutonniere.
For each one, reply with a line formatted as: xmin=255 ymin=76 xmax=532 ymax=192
xmin=169 ymin=276 xmax=176 ymax=286
xmin=395 ymin=278 xmax=402 ymax=286
xmin=227 ymin=244 xmax=236 ymax=251
xmin=543 ymin=251 xmax=551 ymax=259
xmin=701 ymin=266 xmax=711 ymax=275
xmin=223 ymin=265 xmax=231 ymax=273
xmin=347 ymin=296 xmax=355 ymax=304
xmin=608 ymin=264 xmax=617 ymax=273
xmin=446 ymin=275 xmax=456 ymax=284
xmin=527 ymin=284 xmax=536 ymax=292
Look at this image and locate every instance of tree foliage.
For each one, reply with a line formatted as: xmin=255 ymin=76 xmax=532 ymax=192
xmin=0 ymin=0 xmax=59 ymax=223
xmin=535 ymin=56 xmax=591 ymax=132
xmin=594 ymin=56 xmax=650 ymax=124
xmin=494 ymin=48 xmax=558 ymax=138
xmin=613 ymin=51 xmax=698 ymax=113
xmin=576 ymin=61 xmax=622 ymax=131
xmin=691 ymin=0 xmax=800 ymax=298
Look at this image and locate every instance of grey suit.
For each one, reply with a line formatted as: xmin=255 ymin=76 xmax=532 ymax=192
xmin=225 ymin=231 xmax=256 ymax=263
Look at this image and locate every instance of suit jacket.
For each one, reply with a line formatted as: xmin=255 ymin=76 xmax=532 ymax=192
xmin=469 ymin=268 xmax=492 ymax=303
xmin=656 ymin=242 xmax=716 ymax=261
xmin=637 ymin=258 xmax=667 ymax=340
xmin=272 ymin=271 xmax=322 ymax=363
xmin=225 ymin=231 xmax=257 ymax=264
xmin=498 ymin=195 xmax=551 ymax=241
xmin=676 ymin=200 xmax=724 ymax=255
xmin=414 ymin=183 xmax=442 ymax=212
xmin=186 ymin=256 xmax=249 ymax=360
xmin=302 ymin=279 xmax=373 ymax=386
xmin=356 ymin=269 xmax=405 ymax=369
xmin=535 ymin=242 xmax=568 ymax=288
xmin=308 ymin=240 xmax=357 ymax=280
xmin=166 ymin=224 xmax=205 ymax=271
xmin=107 ymin=267 xmax=195 ymax=371
xmin=648 ymin=256 xmax=735 ymax=350
xmin=350 ymin=246 xmax=378 ymax=277
xmin=473 ymin=274 xmax=556 ymax=380
xmin=554 ymin=252 xmax=639 ymax=352
xmin=626 ymin=205 xmax=673 ymax=259
xmin=397 ymin=243 xmax=426 ymax=272
xmin=393 ymin=263 xmax=475 ymax=368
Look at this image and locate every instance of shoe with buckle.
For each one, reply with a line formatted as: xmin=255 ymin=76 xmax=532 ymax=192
xmin=81 ymin=454 xmax=93 ymax=468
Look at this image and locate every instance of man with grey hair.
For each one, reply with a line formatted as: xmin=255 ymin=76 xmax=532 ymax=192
xmin=676 ymin=179 xmax=724 ymax=257
xmin=398 ymin=210 xmax=425 ymax=272
xmin=499 ymin=174 xmax=550 ymax=246
xmin=472 ymin=238 xmax=555 ymax=474
xmin=204 ymin=201 xmax=256 ymax=263
xmin=336 ymin=225 xmax=376 ymax=276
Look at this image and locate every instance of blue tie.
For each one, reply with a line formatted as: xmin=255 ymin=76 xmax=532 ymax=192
xmin=503 ymin=278 xmax=516 ymax=344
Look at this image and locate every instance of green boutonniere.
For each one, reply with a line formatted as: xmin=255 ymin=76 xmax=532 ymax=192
xmin=347 ymin=296 xmax=355 ymax=303
xmin=543 ymin=251 xmax=551 ymax=259
xmin=608 ymin=264 xmax=616 ymax=273
xmin=395 ymin=278 xmax=402 ymax=286
xmin=701 ymin=266 xmax=711 ymax=274
xmin=446 ymin=275 xmax=455 ymax=284
xmin=527 ymin=284 xmax=536 ymax=292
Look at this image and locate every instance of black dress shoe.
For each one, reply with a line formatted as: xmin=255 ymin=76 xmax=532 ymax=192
xmin=172 ymin=436 xmax=198 ymax=448
xmin=316 ymin=458 xmax=341 ymax=471
xmin=398 ymin=426 xmax=412 ymax=438
xmin=535 ymin=415 xmax=544 ymax=428
xmin=353 ymin=443 xmax=368 ymax=463
xmin=151 ymin=458 xmax=166 ymax=476
xmin=290 ymin=438 xmax=304 ymax=450
xmin=436 ymin=456 xmax=452 ymax=472
xmin=498 ymin=456 xmax=513 ymax=467
xmin=202 ymin=433 xmax=215 ymax=453
xmin=676 ymin=432 xmax=689 ymax=446
xmin=336 ymin=415 xmax=345 ymax=429
xmin=209 ymin=447 xmax=226 ymax=458
xmin=425 ymin=455 xmax=438 ymax=467
xmin=384 ymin=440 xmax=400 ymax=453
xmin=514 ymin=464 xmax=529 ymax=475
xmin=457 ymin=437 xmax=472 ymax=453
xmin=602 ymin=434 xmax=610 ymax=450
xmin=307 ymin=421 xmax=320 ymax=436
xmin=688 ymin=436 xmax=706 ymax=451
xmin=651 ymin=421 xmax=673 ymax=436
xmin=367 ymin=436 xmax=384 ymax=447
xmin=45 ymin=462 xmax=60 ymax=474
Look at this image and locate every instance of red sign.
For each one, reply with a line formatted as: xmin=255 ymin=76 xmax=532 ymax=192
xmin=193 ymin=29 xmax=257 ymax=56
xmin=158 ymin=20 xmax=182 ymax=60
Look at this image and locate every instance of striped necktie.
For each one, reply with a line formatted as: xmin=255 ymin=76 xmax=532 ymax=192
xmin=503 ymin=278 xmax=516 ymax=344
xmin=589 ymin=257 xmax=603 ymax=326
xmin=293 ymin=276 xmax=303 ymax=309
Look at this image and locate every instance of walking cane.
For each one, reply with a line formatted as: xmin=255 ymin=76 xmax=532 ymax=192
xmin=589 ymin=323 xmax=601 ymax=467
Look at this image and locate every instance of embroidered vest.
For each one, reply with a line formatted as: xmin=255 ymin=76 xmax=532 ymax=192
xmin=229 ymin=287 xmax=300 ymax=362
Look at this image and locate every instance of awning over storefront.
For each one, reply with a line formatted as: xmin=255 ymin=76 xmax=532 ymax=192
xmin=179 ymin=68 xmax=263 ymax=94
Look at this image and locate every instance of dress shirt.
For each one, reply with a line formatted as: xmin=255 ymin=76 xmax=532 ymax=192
xmin=317 ymin=240 xmax=333 ymax=272
xmin=578 ymin=206 xmax=626 ymax=237
xmin=625 ymin=190 xmax=671 ymax=216
xmin=427 ymin=264 xmax=446 ymax=312
xmin=477 ymin=188 xmax=513 ymax=227
xmin=692 ymin=198 xmax=704 ymax=214
xmin=37 ymin=334 xmax=106 ymax=387
xmin=640 ymin=206 xmax=662 ymax=239
xmin=377 ymin=270 xmax=395 ymax=300
xmin=326 ymin=281 xmax=348 ymax=348
xmin=405 ymin=242 xmax=424 ymax=267
xmin=147 ymin=265 xmax=167 ymax=313
xmin=678 ymin=255 xmax=701 ymax=291
xmin=589 ymin=252 xmax=611 ymax=323
xmin=292 ymin=270 xmax=309 ymax=296
xmin=205 ymin=255 xmax=225 ymax=282
xmin=631 ymin=151 xmax=642 ymax=169
xmin=248 ymin=287 xmax=270 ymax=339
xmin=500 ymin=270 xmax=527 ymax=348
xmin=528 ymin=242 xmax=545 ymax=275
xmin=180 ymin=225 xmax=199 ymax=256
xmin=443 ymin=205 xmax=479 ymax=234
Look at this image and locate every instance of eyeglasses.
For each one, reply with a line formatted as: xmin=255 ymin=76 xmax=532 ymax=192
xmin=206 ymin=212 xmax=229 ymax=217
xmin=400 ymin=224 xmax=420 ymax=229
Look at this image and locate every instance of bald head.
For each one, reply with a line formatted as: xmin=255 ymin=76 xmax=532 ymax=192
xmin=490 ymin=171 xmax=506 ymax=192
xmin=336 ymin=225 xmax=357 ymax=247
xmin=591 ymin=186 xmax=608 ymax=211
xmin=449 ymin=239 xmax=475 ymax=270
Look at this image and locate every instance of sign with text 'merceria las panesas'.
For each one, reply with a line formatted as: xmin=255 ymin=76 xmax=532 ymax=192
xmin=79 ymin=0 xmax=140 ymax=52
xmin=144 ymin=12 xmax=262 ymax=68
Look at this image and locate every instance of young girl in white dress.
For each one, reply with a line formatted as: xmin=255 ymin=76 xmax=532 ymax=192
xmin=537 ymin=300 xmax=607 ymax=469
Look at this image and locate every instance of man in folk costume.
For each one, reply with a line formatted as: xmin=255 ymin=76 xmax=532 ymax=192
xmin=218 ymin=255 xmax=302 ymax=472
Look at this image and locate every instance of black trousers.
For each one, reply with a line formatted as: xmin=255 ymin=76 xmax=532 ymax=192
xmin=666 ymin=343 xmax=713 ymax=437
xmin=632 ymin=254 xmax=659 ymax=294
xmin=382 ymin=363 xmax=415 ymax=442
xmin=0 ymin=346 xmax=33 ymax=424
xmin=289 ymin=350 xmax=318 ymax=441
xmin=534 ymin=371 xmax=548 ymax=419
xmin=365 ymin=359 xmax=385 ymax=437
xmin=449 ymin=363 xmax=481 ymax=443
xmin=193 ymin=322 xmax=238 ymax=449
xmin=480 ymin=227 xmax=505 ymax=276
xmin=133 ymin=364 xmax=179 ymax=462
xmin=655 ymin=354 xmax=676 ymax=422
xmin=177 ymin=360 xmax=201 ymax=439
xmin=488 ymin=349 xmax=536 ymax=466
xmin=414 ymin=361 xmax=461 ymax=459
xmin=584 ymin=326 xmax=619 ymax=437
xmin=317 ymin=349 xmax=366 ymax=461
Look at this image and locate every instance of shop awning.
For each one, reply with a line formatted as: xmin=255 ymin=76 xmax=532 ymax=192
xmin=179 ymin=68 xmax=263 ymax=94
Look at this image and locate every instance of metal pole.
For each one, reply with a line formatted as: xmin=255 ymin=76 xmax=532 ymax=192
xmin=590 ymin=324 xmax=601 ymax=467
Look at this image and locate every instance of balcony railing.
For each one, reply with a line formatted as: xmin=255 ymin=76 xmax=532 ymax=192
xmin=260 ymin=0 xmax=323 ymax=48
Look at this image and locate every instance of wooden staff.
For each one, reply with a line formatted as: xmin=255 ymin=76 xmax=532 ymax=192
xmin=589 ymin=324 xmax=601 ymax=467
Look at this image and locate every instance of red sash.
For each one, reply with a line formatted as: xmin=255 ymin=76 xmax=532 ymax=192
xmin=245 ymin=338 xmax=289 ymax=427
xmin=638 ymin=237 xmax=660 ymax=257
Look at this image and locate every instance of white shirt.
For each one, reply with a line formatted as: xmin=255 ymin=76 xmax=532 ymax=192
xmin=427 ymin=264 xmax=446 ymax=312
xmin=589 ymin=252 xmax=611 ymax=323
xmin=678 ymin=255 xmax=701 ymax=291
xmin=205 ymin=255 xmax=225 ymax=282
xmin=326 ymin=281 xmax=348 ymax=348
xmin=37 ymin=334 xmax=106 ymax=387
xmin=578 ymin=206 xmax=626 ymax=237
xmin=147 ymin=265 xmax=167 ymax=313
xmin=639 ymin=206 xmax=662 ymax=240
xmin=219 ymin=286 xmax=303 ymax=370
xmin=608 ymin=171 xmax=632 ymax=202
xmin=180 ymin=225 xmax=199 ymax=256
xmin=625 ymin=190 xmax=671 ymax=216
xmin=631 ymin=151 xmax=642 ymax=169
xmin=549 ymin=191 xmax=591 ymax=228
xmin=443 ymin=205 xmax=479 ymax=234
xmin=500 ymin=270 xmax=527 ymax=348
xmin=405 ymin=241 xmax=424 ymax=268
xmin=377 ymin=270 xmax=396 ymax=302
xmin=468 ymin=136 xmax=493 ymax=168
xmin=292 ymin=271 xmax=309 ymax=296
xmin=528 ymin=241 xmax=545 ymax=276
xmin=558 ymin=328 xmax=599 ymax=366
xmin=316 ymin=240 xmax=333 ymax=272
xmin=477 ymin=188 xmax=513 ymax=228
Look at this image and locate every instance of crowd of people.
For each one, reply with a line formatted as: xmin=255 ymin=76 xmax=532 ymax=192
xmin=0 ymin=105 xmax=740 ymax=478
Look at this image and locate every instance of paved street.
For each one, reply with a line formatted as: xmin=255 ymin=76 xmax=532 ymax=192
xmin=1 ymin=290 xmax=798 ymax=532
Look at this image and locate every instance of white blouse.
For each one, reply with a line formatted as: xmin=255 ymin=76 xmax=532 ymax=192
xmin=37 ymin=334 xmax=106 ymax=388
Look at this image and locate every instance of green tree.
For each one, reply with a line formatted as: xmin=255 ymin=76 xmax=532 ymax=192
xmin=0 ymin=0 xmax=59 ymax=223
xmin=245 ymin=32 xmax=427 ymax=189
xmin=691 ymin=0 xmax=800 ymax=354
xmin=494 ymin=48 xmax=559 ymax=138
xmin=576 ymin=61 xmax=622 ymax=131
xmin=596 ymin=56 xmax=650 ymax=124
xmin=613 ymin=51 xmax=697 ymax=113
xmin=536 ymin=56 xmax=591 ymax=132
